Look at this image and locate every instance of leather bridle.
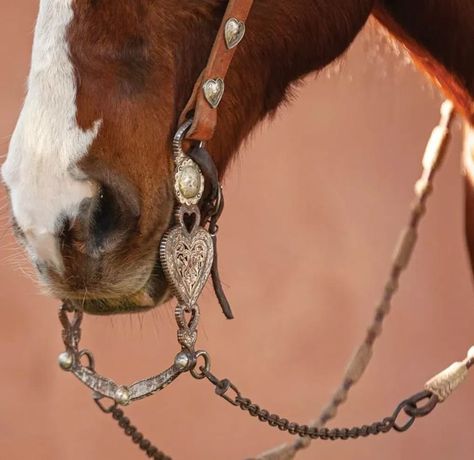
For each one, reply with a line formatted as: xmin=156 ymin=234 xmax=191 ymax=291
xmin=54 ymin=2 xmax=474 ymax=459
xmin=173 ymin=0 xmax=256 ymax=321
xmin=179 ymin=0 xmax=255 ymax=141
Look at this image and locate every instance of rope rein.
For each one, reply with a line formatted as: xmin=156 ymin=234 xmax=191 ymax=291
xmin=57 ymin=100 xmax=472 ymax=460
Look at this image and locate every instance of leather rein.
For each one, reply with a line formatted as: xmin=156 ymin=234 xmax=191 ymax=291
xmin=56 ymin=2 xmax=473 ymax=459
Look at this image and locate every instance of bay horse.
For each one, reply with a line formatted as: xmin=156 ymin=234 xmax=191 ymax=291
xmin=1 ymin=0 xmax=473 ymax=317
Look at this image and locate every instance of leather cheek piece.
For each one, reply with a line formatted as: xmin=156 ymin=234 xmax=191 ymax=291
xmin=179 ymin=0 xmax=255 ymax=142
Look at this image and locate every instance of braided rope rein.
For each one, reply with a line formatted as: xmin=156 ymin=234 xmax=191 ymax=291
xmin=61 ymin=101 xmax=470 ymax=460
xmin=254 ymin=100 xmax=458 ymax=460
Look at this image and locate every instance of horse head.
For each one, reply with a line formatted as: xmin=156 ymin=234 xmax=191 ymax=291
xmin=2 ymin=0 xmax=473 ymax=315
xmin=1 ymin=0 xmax=376 ymax=314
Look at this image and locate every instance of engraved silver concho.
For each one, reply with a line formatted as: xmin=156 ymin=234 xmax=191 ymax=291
xmin=174 ymin=157 xmax=205 ymax=206
xmin=225 ymin=18 xmax=246 ymax=49
xmin=203 ymin=78 xmax=225 ymax=109
xmin=160 ymin=206 xmax=214 ymax=307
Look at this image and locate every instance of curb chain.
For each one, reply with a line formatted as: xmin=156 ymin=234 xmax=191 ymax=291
xmin=197 ymin=367 xmax=440 ymax=440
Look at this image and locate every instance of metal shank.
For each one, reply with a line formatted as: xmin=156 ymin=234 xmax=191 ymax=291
xmin=71 ymin=363 xmax=181 ymax=403
xmin=58 ymin=305 xmax=186 ymax=405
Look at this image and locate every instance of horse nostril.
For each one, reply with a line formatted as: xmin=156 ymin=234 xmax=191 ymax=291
xmin=53 ymin=165 xmax=141 ymax=258
xmin=92 ymin=186 xmax=122 ymax=245
xmin=88 ymin=183 xmax=140 ymax=254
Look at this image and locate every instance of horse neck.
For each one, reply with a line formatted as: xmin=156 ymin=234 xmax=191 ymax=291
xmin=174 ymin=1 xmax=375 ymax=173
xmin=374 ymin=0 xmax=474 ymax=123
xmin=374 ymin=1 xmax=474 ymax=276
xmin=178 ymin=0 xmax=474 ymax=171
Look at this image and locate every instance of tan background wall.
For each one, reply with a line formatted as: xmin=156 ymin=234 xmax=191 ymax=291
xmin=0 ymin=2 xmax=473 ymax=459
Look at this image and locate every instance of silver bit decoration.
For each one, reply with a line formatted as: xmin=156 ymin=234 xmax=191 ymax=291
xmin=70 ymin=362 xmax=181 ymax=403
xmin=175 ymin=304 xmax=200 ymax=349
xmin=57 ymin=119 xmax=212 ymax=406
xmin=174 ymin=157 xmax=204 ymax=206
xmin=58 ymin=351 xmax=74 ymax=370
xmin=164 ymin=119 xmax=213 ymax=354
xmin=58 ymin=306 xmax=184 ymax=404
xmin=174 ymin=351 xmax=194 ymax=371
xmin=114 ymin=387 xmax=131 ymax=406
xmin=160 ymin=207 xmax=214 ymax=307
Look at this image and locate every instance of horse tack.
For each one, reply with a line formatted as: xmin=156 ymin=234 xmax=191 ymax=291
xmin=54 ymin=1 xmax=474 ymax=459
xmin=179 ymin=0 xmax=255 ymax=140
xmin=57 ymin=101 xmax=474 ymax=459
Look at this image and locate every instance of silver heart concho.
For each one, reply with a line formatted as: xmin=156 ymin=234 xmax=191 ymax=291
xmin=160 ymin=207 xmax=214 ymax=308
xmin=225 ymin=18 xmax=246 ymax=49
xmin=203 ymin=78 xmax=225 ymax=109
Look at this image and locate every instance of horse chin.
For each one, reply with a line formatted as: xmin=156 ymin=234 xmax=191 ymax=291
xmin=70 ymin=288 xmax=172 ymax=315
xmin=67 ymin=258 xmax=173 ymax=315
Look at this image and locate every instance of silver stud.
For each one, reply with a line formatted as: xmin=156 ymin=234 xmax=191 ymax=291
xmin=114 ymin=386 xmax=131 ymax=406
xmin=203 ymin=78 xmax=225 ymax=109
xmin=225 ymin=18 xmax=245 ymax=49
xmin=174 ymin=351 xmax=192 ymax=371
xmin=58 ymin=351 xmax=74 ymax=371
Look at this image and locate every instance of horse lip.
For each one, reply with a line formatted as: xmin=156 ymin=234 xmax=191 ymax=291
xmin=62 ymin=206 xmax=175 ymax=315
xmin=71 ymin=287 xmax=172 ymax=315
xmin=65 ymin=248 xmax=173 ymax=315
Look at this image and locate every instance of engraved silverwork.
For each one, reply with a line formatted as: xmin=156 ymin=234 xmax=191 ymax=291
xmin=174 ymin=157 xmax=204 ymax=206
xmin=175 ymin=304 xmax=200 ymax=349
xmin=58 ymin=306 xmax=182 ymax=406
xmin=161 ymin=120 xmax=214 ymax=354
xmin=54 ymin=87 xmax=468 ymax=459
xmin=225 ymin=18 xmax=246 ymax=49
xmin=203 ymin=78 xmax=225 ymax=108
xmin=160 ymin=207 xmax=213 ymax=306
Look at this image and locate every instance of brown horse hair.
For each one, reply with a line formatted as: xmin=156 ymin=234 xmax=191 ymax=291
xmin=64 ymin=1 xmax=474 ymax=307
xmin=373 ymin=5 xmax=474 ymax=124
xmin=8 ymin=0 xmax=474 ymax=312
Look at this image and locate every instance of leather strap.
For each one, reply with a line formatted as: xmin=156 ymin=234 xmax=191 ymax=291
xmin=177 ymin=1 xmax=255 ymax=320
xmin=179 ymin=0 xmax=255 ymax=141
xmin=188 ymin=146 xmax=234 ymax=319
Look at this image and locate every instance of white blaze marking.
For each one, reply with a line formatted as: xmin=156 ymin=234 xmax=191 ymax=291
xmin=1 ymin=0 xmax=101 ymax=270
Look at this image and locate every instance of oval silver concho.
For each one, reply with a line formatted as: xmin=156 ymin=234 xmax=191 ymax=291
xmin=174 ymin=157 xmax=205 ymax=206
